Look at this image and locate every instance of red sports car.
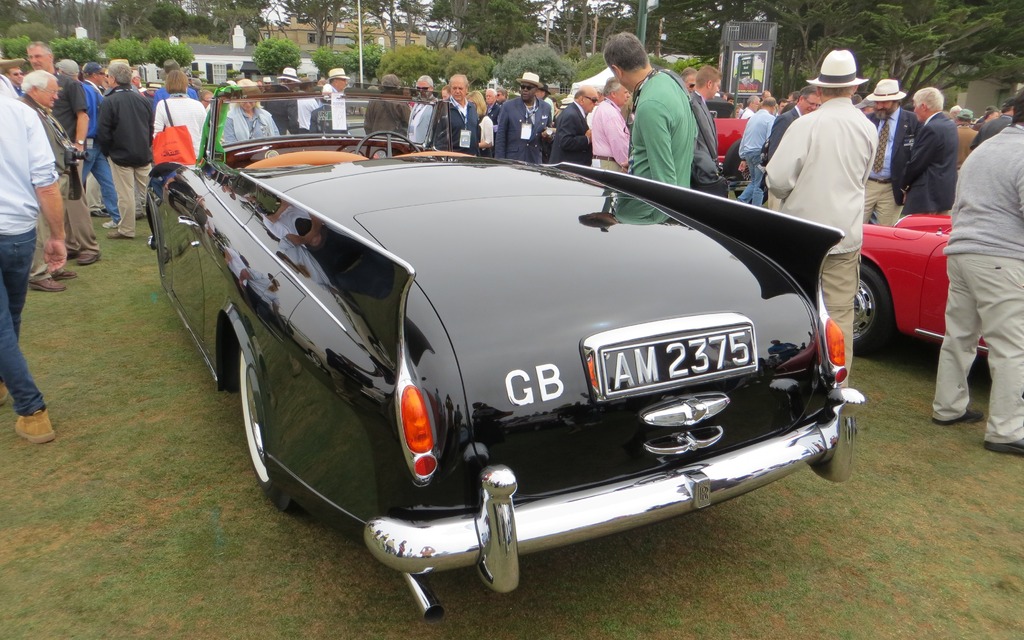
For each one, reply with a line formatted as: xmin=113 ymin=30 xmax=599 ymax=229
xmin=855 ymin=214 xmax=959 ymax=354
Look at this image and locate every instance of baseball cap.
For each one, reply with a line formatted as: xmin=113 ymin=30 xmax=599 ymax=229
xmin=82 ymin=61 xmax=103 ymax=75
xmin=55 ymin=59 xmax=80 ymax=76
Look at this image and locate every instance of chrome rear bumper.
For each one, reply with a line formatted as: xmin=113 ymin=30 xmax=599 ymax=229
xmin=365 ymin=388 xmax=863 ymax=594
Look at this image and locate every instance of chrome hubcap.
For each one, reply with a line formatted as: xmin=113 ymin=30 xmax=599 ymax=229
xmin=852 ymin=280 xmax=874 ymax=339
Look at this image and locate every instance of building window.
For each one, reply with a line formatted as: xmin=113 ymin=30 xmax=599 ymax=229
xmin=333 ymin=36 xmax=354 ymax=46
xmin=211 ymin=63 xmax=227 ymax=85
xmin=307 ymin=33 xmax=317 ymax=44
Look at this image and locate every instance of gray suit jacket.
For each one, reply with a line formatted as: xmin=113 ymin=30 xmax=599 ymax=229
xmin=689 ymin=92 xmax=721 ymax=186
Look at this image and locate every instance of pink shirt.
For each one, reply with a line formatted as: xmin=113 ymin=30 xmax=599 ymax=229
xmin=590 ymin=99 xmax=629 ymax=164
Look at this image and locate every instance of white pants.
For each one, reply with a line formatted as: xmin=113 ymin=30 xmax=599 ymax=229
xmin=933 ymin=253 xmax=1024 ymax=443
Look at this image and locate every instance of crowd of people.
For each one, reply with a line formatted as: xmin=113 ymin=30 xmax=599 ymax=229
xmin=2 ymin=36 xmax=1021 ymax=456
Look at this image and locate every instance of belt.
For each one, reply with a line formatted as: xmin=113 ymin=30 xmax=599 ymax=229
xmin=868 ymin=177 xmax=892 ymax=184
xmin=594 ymin=155 xmax=619 ymax=163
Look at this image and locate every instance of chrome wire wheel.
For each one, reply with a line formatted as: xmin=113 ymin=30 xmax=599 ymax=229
xmin=852 ymin=264 xmax=895 ymax=355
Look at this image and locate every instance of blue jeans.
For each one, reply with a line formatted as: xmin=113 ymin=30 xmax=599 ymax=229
xmin=0 ymin=230 xmax=45 ymax=416
xmin=738 ymin=153 xmax=765 ymax=205
xmin=82 ymin=145 xmax=122 ymax=223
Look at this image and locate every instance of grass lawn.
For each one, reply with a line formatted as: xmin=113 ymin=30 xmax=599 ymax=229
xmin=2 ymin=217 xmax=1021 ymax=639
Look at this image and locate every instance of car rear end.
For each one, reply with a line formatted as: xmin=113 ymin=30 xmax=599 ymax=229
xmin=348 ymin=162 xmax=861 ymax=617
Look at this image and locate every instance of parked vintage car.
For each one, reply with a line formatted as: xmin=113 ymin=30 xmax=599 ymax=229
xmin=855 ymin=214 xmax=959 ymax=355
xmin=149 ymin=83 xmax=863 ymax=620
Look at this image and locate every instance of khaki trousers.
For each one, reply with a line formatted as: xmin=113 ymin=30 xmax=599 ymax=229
xmin=599 ymin=159 xmax=625 ymax=173
xmin=110 ymin=162 xmax=151 ymax=238
xmin=862 ymin=179 xmax=903 ymax=226
xmin=30 ymin=173 xmax=98 ymax=280
xmin=85 ymin=173 xmax=104 ymax=212
xmin=933 ymin=254 xmax=1024 ymax=443
xmin=821 ymin=250 xmax=860 ymax=380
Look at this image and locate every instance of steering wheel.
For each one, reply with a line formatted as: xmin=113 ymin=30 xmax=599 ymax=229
xmin=354 ymin=130 xmax=416 ymax=158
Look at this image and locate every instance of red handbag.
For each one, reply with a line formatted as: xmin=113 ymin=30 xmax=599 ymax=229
xmin=152 ymin=100 xmax=197 ymax=165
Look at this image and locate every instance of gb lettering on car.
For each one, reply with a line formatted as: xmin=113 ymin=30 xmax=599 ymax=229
xmin=505 ymin=364 xmax=564 ymax=406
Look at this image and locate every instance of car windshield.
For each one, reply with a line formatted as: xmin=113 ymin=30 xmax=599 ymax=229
xmin=206 ymin=83 xmax=447 ymax=155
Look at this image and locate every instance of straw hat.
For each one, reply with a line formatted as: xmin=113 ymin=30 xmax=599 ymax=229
xmin=807 ymin=50 xmax=867 ymax=88
xmin=278 ymin=67 xmax=300 ymax=82
xmin=516 ymin=71 xmax=543 ymax=88
xmin=865 ymin=78 xmax=907 ymax=102
xmin=328 ymin=68 xmax=348 ymax=81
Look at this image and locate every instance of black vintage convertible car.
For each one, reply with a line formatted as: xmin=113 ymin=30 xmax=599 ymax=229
xmin=149 ymin=82 xmax=863 ymax=620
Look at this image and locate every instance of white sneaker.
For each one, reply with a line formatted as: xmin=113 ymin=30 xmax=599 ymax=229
xmin=102 ymin=220 xmax=118 ymax=229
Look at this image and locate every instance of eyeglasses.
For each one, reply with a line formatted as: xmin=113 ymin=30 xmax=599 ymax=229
xmin=584 ymin=96 xmax=598 ymax=104
xmin=416 ymin=86 xmax=431 ymax=91
xmin=39 ymin=87 xmax=59 ymax=95
xmin=519 ymin=84 xmax=536 ymax=91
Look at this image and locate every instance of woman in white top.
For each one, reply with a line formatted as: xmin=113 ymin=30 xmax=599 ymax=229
xmin=153 ymin=70 xmax=209 ymax=156
xmin=469 ymin=91 xmax=493 ymax=157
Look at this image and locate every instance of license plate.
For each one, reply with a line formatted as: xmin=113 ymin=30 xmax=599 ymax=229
xmin=582 ymin=313 xmax=758 ymax=401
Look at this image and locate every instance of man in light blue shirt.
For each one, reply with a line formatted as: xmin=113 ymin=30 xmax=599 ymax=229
xmin=737 ymin=97 xmax=777 ymax=205
xmin=0 ymin=95 xmax=66 ymax=443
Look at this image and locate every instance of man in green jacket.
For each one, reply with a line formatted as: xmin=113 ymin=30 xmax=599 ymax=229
xmin=603 ymin=32 xmax=695 ymax=187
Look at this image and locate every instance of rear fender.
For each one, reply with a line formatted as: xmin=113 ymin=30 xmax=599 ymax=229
xmin=556 ymin=165 xmax=843 ymax=302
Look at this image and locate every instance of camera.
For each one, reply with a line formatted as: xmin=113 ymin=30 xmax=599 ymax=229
xmin=64 ymin=146 xmax=87 ymax=165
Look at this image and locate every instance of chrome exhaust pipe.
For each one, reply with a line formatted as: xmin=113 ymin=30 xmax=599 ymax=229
xmin=403 ymin=573 xmax=444 ymax=623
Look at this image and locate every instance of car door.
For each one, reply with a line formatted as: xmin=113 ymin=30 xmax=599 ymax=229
xmin=158 ymin=168 xmax=208 ymax=339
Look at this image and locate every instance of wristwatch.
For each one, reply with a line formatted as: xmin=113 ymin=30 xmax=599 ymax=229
xmin=76 ymin=139 xmax=85 ymax=145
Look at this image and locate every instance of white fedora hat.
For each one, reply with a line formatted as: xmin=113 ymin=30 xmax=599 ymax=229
xmin=278 ymin=67 xmax=300 ymax=82
xmin=807 ymin=50 xmax=867 ymax=88
xmin=328 ymin=67 xmax=348 ymax=80
xmin=865 ymin=78 xmax=907 ymax=102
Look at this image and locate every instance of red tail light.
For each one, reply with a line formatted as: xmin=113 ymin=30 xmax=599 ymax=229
xmin=401 ymin=386 xmax=433 ymax=454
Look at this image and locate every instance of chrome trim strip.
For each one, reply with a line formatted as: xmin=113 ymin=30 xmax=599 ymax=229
xmin=913 ymin=328 xmax=989 ymax=354
xmin=364 ymin=397 xmax=858 ymax=585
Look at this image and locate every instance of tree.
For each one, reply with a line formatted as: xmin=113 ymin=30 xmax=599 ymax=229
xmin=492 ymin=43 xmax=573 ymax=90
xmin=50 ymin=37 xmax=101 ymax=64
xmin=461 ymin=0 xmax=541 ymax=56
xmin=108 ymin=0 xmax=157 ymax=39
xmin=444 ymin=45 xmax=493 ymax=86
xmin=311 ymin=45 xmax=348 ymax=77
xmin=105 ymin=38 xmax=148 ymax=65
xmin=0 ymin=36 xmax=31 ymax=59
xmin=280 ymin=0 xmax=351 ymax=48
xmin=252 ymin=38 xmax=302 ymax=75
xmin=149 ymin=2 xmax=191 ymax=36
xmin=6 ymin=22 xmax=56 ymax=43
xmin=146 ymin=39 xmax=195 ymax=68
xmin=338 ymin=43 xmax=386 ymax=82
xmin=377 ymin=44 xmax=441 ymax=85
xmin=211 ymin=0 xmax=274 ymax=44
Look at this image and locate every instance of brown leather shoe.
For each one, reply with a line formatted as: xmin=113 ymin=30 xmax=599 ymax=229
xmin=52 ymin=269 xmax=78 ymax=281
xmin=66 ymin=249 xmax=80 ymax=260
xmin=107 ymin=231 xmax=135 ymax=240
xmin=76 ymin=252 xmax=101 ymax=266
xmin=16 ymin=408 xmax=55 ymax=444
xmin=28 ymin=278 xmax=66 ymax=292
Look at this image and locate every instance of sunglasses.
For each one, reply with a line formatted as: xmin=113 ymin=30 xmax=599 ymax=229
xmin=688 ymin=83 xmax=696 ymax=89
xmin=519 ymin=84 xmax=536 ymax=91
xmin=416 ymin=86 xmax=431 ymax=91
xmin=584 ymin=96 xmax=598 ymax=104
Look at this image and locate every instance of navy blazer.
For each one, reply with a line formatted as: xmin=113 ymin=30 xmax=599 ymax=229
xmin=901 ymin=112 xmax=958 ymax=214
xmin=495 ymin=98 xmax=552 ymax=163
xmin=549 ymin=103 xmax=591 ymax=165
xmin=868 ymin=107 xmax=919 ymax=204
xmin=438 ymin=99 xmax=479 ymax=155
xmin=764 ymin=106 xmax=801 ymax=165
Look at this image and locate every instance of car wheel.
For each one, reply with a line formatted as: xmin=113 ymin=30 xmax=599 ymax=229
xmin=853 ymin=263 xmax=895 ymax=355
xmin=239 ymin=351 xmax=292 ymax=511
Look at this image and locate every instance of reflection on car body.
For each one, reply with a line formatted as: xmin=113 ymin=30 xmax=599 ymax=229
xmin=149 ymin=82 xmax=865 ymax=621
